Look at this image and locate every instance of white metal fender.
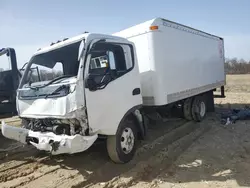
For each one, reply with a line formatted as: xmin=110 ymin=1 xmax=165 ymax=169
xmin=1 ymin=121 xmax=98 ymax=155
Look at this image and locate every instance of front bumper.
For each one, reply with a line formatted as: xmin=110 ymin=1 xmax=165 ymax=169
xmin=1 ymin=121 xmax=98 ymax=155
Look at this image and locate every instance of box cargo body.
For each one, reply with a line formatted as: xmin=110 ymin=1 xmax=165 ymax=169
xmin=114 ymin=18 xmax=225 ymax=106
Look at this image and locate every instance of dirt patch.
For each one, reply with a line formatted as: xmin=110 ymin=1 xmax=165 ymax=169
xmin=141 ymin=120 xmax=250 ymax=188
xmin=0 ymin=115 xmax=210 ymax=188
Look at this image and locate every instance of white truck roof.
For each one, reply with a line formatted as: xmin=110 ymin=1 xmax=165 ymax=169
xmin=34 ymin=34 xmax=87 ymax=56
xmin=114 ymin=17 xmax=222 ymax=41
xmin=33 ymin=33 xmax=128 ymax=56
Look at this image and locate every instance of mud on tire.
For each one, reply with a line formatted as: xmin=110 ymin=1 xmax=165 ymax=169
xmin=183 ymin=98 xmax=193 ymax=120
xmin=107 ymin=118 xmax=137 ymax=163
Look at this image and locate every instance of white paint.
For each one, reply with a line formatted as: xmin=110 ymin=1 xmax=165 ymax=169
xmin=1 ymin=121 xmax=28 ymax=144
xmin=114 ymin=17 xmax=225 ymax=105
xmin=84 ymin=40 xmax=142 ymax=135
xmin=32 ymin=33 xmax=127 ymax=57
xmin=16 ymin=33 xmax=141 ymax=137
xmin=17 ymin=78 xmax=85 ymax=119
xmin=1 ymin=121 xmax=98 ymax=155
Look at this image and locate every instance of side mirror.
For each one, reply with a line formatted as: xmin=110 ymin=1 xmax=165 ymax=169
xmin=86 ymin=76 xmax=97 ymax=91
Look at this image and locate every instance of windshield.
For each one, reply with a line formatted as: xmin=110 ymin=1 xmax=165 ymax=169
xmin=22 ymin=41 xmax=81 ymax=88
xmin=19 ymin=41 xmax=81 ymax=99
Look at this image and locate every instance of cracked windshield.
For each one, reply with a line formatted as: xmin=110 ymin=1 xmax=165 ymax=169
xmin=19 ymin=41 xmax=81 ymax=98
xmin=25 ymin=41 xmax=81 ymax=86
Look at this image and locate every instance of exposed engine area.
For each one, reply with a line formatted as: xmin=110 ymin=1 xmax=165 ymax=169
xmin=22 ymin=118 xmax=87 ymax=136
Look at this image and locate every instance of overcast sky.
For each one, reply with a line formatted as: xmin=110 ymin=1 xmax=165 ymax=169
xmin=1 ymin=0 xmax=250 ymax=68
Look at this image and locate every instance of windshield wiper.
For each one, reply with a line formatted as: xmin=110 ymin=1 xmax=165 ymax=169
xmin=44 ymin=85 xmax=69 ymax=99
xmin=30 ymin=75 xmax=74 ymax=90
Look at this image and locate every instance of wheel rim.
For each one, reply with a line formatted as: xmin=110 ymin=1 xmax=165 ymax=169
xmin=120 ymin=127 xmax=135 ymax=154
xmin=200 ymin=101 xmax=206 ymax=117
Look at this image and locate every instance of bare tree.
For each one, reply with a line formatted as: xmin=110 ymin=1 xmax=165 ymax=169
xmin=225 ymin=58 xmax=250 ymax=74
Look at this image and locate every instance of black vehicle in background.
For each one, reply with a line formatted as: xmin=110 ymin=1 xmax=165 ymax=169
xmin=0 ymin=48 xmax=21 ymax=117
xmin=0 ymin=48 xmax=42 ymax=117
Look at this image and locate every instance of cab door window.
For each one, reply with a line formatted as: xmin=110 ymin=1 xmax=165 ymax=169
xmin=88 ymin=42 xmax=134 ymax=90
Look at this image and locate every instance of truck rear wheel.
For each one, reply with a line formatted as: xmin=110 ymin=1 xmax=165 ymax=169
xmin=183 ymin=98 xmax=193 ymax=120
xmin=107 ymin=118 xmax=137 ymax=163
xmin=191 ymin=96 xmax=206 ymax=122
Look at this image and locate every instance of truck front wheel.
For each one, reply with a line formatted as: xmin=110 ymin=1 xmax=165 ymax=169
xmin=107 ymin=118 xmax=137 ymax=163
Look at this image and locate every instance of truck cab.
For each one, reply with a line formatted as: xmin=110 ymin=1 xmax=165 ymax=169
xmin=2 ymin=33 xmax=145 ymax=163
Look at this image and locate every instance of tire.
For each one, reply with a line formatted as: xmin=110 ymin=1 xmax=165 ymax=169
xmin=206 ymin=91 xmax=215 ymax=112
xmin=107 ymin=118 xmax=137 ymax=163
xmin=183 ymin=98 xmax=193 ymax=120
xmin=191 ymin=96 xmax=207 ymax=122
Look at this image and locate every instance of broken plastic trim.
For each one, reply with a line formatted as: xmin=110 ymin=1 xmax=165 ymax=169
xmin=1 ymin=121 xmax=98 ymax=155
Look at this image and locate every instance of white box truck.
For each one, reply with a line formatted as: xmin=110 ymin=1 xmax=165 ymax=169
xmin=1 ymin=18 xmax=225 ymax=163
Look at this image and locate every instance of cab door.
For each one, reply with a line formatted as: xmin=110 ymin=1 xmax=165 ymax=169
xmin=84 ymin=40 xmax=142 ymax=135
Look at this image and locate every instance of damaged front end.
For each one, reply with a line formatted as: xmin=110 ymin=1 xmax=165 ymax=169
xmin=1 ymin=121 xmax=97 ymax=155
xmin=1 ymin=80 xmax=99 ymax=155
xmin=1 ymin=88 xmax=98 ymax=155
xmin=1 ymin=37 xmax=98 ymax=155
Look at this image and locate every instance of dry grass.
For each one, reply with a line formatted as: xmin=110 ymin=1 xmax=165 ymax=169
xmin=224 ymin=74 xmax=250 ymax=93
xmin=215 ymin=74 xmax=250 ymax=108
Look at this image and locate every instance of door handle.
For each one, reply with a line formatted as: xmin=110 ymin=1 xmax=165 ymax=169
xmin=132 ymin=88 xmax=141 ymax=95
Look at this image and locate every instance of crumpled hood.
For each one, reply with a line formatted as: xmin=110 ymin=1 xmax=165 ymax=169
xmin=17 ymin=79 xmax=85 ymax=119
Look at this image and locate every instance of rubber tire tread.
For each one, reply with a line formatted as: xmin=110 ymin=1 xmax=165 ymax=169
xmin=183 ymin=98 xmax=193 ymax=121
xmin=191 ymin=96 xmax=206 ymax=122
xmin=107 ymin=118 xmax=137 ymax=163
